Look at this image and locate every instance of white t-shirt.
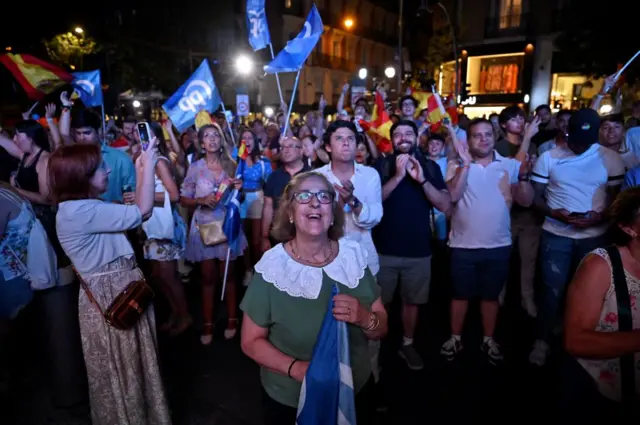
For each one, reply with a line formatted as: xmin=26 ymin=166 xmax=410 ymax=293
xmin=56 ymin=199 xmax=142 ymax=274
xmin=531 ymin=144 xmax=625 ymax=239
xmin=446 ymin=151 xmax=521 ymax=249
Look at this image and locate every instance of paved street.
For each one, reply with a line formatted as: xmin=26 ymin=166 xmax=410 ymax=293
xmin=0 ymin=252 xmax=564 ymax=424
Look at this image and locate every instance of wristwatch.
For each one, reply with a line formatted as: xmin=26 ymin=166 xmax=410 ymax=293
xmin=348 ymin=197 xmax=361 ymax=209
xmin=518 ymin=174 xmax=530 ymax=182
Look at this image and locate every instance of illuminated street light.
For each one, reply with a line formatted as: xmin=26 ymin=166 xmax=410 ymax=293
xmin=384 ymin=66 xmax=396 ymax=79
xmin=344 ymin=18 xmax=354 ymax=29
xmin=132 ymin=100 xmax=141 ymax=108
xmin=235 ymin=55 xmax=254 ymax=75
xmin=358 ymin=68 xmax=367 ymax=80
xmin=264 ymin=106 xmax=275 ymax=118
xmin=74 ymin=27 xmax=84 ymax=34
xmin=599 ymin=104 xmax=613 ymax=114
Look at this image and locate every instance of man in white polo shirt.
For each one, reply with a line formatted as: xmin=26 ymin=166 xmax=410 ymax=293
xmin=529 ymin=108 xmax=625 ymax=366
xmin=441 ymin=118 xmax=534 ymax=365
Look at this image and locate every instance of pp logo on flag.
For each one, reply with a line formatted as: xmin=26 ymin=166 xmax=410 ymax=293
xmin=179 ymin=80 xmax=213 ymax=113
xmin=75 ymin=79 xmax=95 ymax=96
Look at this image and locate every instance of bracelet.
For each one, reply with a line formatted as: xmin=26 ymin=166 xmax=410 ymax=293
xmin=518 ymin=174 xmax=530 ymax=182
xmin=363 ymin=312 xmax=380 ymax=332
xmin=419 ymin=179 xmax=428 ymax=186
xmin=287 ymin=359 xmax=298 ymax=378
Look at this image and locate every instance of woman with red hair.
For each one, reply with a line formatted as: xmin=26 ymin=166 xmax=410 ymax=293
xmin=49 ymin=139 xmax=172 ymax=425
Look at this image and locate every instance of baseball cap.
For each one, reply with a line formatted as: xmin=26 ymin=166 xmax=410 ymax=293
xmin=568 ymin=108 xmax=600 ymax=147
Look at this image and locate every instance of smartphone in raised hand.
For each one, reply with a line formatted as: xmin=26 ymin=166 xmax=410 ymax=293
xmin=137 ymin=122 xmax=152 ymax=150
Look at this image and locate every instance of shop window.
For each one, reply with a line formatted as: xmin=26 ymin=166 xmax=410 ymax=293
xmin=467 ymin=53 xmax=524 ymax=95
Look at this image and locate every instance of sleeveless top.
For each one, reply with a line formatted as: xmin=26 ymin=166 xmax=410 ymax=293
xmin=577 ymin=248 xmax=640 ymax=402
xmin=0 ymin=189 xmax=35 ymax=281
xmin=15 ymin=149 xmax=44 ymax=193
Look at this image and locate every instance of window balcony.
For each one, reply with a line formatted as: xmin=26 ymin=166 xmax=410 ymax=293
xmin=484 ymin=12 xmax=531 ymax=38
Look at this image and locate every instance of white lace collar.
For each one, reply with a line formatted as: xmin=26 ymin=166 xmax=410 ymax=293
xmin=254 ymin=238 xmax=368 ymax=299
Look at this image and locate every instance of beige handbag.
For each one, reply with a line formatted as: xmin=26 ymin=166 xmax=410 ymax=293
xmin=195 ymin=208 xmax=227 ymax=246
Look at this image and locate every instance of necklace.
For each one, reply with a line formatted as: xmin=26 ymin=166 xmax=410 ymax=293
xmin=289 ymin=240 xmax=333 ymax=266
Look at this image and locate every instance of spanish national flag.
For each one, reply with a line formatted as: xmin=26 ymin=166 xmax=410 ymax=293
xmin=358 ymin=91 xmax=393 ymax=154
xmin=0 ymin=54 xmax=72 ymax=100
xmin=237 ymin=140 xmax=249 ymax=161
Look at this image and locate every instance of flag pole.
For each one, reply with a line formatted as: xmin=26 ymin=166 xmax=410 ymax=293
xmin=268 ymin=43 xmax=286 ymax=106
xmin=282 ymin=68 xmax=302 ymax=137
xmin=219 ymin=101 xmax=236 ymax=145
xmin=100 ymin=104 xmax=107 ymax=143
xmin=220 ymin=246 xmax=232 ymax=301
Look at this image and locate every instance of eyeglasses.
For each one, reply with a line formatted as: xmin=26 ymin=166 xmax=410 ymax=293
xmin=281 ymin=145 xmax=302 ymax=150
xmin=292 ymin=190 xmax=334 ymax=204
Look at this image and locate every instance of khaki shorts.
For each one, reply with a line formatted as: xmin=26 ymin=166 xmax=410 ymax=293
xmin=377 ymin=255 xmax=432 ymax=305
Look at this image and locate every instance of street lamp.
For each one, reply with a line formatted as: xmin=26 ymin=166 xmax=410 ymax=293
xmin=385 ymin=67 xmax=396 ymax=79
xmin=74 ymin=26 xmax=84 ymax=35
xmin=132 ymin=100 xmax=141 ymax=108
xmin=344 ymin=18 xmax=354 ymax=29
xmin=264 ymin=106 xmax=274 ymax=118
xmin=358 ymin=68 xmax=368 ymax=80
xmin=235 ymin=55 xmax=253 ymax=75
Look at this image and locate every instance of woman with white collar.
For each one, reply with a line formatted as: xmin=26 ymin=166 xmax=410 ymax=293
xmin=240 ymin=172 xmax=388 ymax=425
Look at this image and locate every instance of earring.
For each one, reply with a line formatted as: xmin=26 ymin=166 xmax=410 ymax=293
xmin=289 ymin=217 xmax=294 ymax=224
xmin=330 ymin=220 xmax=334 ymax=226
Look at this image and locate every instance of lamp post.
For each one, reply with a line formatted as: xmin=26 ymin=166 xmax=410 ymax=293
xmin=397 ymin=0 xmax=404 ymax=95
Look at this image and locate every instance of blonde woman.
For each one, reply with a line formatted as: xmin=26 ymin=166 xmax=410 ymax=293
xmin=241 ymin=172 xmax=388 ymax=425
xmin=180 ymin=123 xmax=247 ymax=345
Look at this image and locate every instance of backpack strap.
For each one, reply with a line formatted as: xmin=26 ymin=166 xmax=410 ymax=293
xmin=604 ymin=245 xmax=636 ymax=406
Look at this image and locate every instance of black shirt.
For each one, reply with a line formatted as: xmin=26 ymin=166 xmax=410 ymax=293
xmin=264 ymin=163 xmax=312 ymax=210
xmin=372 ymin=152 xmax=447 ymax=258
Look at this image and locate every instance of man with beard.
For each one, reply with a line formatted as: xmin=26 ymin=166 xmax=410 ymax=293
xmin=372 ymin=119 xmax=451 ymax=370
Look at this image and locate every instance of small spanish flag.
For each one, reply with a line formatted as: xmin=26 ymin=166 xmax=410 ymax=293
xmin=0 ymin=54 xmax=72 ymax=100
xmin=237 ymin=140 xmax=249 ymax=161
xmin=359 ymin=91 xmax=393 ymax=153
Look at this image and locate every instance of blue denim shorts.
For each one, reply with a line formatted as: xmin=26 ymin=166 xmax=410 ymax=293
xmin=450 ymin=246 xmax=512 ymax=300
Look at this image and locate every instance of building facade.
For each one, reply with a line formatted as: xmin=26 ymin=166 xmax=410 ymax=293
xmin=251 ymin=0 xmax=410 ymax=113
xmin=435 ymin=0 xmax=604 ymax=118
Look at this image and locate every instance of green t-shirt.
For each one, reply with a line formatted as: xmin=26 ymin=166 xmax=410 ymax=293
xmin=240 ymin=268 xmax=380 ymax=408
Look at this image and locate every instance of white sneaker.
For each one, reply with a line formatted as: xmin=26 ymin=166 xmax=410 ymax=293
xmin=242 ymin=271 xmax=253 ymax=287
xmin=528 ymin=339 xmax=549 ymax=366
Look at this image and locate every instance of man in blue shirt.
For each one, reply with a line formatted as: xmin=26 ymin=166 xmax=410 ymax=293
xmin=70 ymin=109 xmax=136 ymax=203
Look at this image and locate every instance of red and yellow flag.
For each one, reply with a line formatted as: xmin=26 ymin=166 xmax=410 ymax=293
xmin=359 ymin=92 xmax=393 ymax=153
xmin=0 ymin=54 xmax=72 ymax=100
xmin=237 ymin=140 xmax=249 ymax=161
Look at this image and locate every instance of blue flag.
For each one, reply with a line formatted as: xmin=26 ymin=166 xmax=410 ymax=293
xmin=246 ymin=0 xmax=270 ymax=51
xmin=264 ymin=4 xmax=323 ymax=73
xmin=296 ymin=285 xmax=357 ymax=425
xmin=162 ymin=60 xmax=221 ymax=132
xmin=72 ymin=70 xmax=103 ymax=107
xmin=222 ymin=161 xmax=245 ymax=256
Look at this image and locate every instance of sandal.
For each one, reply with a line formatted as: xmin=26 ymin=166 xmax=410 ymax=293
xmin=224 ymin=318 xmax=238 ymax=340
xmin=200 ymin=322 xmax=214 ymax=345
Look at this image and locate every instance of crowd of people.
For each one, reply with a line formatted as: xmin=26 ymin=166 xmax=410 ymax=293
xmin=1 ymin=75 xmax=639 ymax=424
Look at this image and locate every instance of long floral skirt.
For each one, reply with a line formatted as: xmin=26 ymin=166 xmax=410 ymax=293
xmin=78 ymin=256 xmax=171 ymax=425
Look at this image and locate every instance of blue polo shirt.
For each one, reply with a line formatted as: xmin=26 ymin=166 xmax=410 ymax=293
xmin=372 ymin=152 xmax=446 ymax=258
xmin=101 ymin=144 xmax=136 ymax=203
